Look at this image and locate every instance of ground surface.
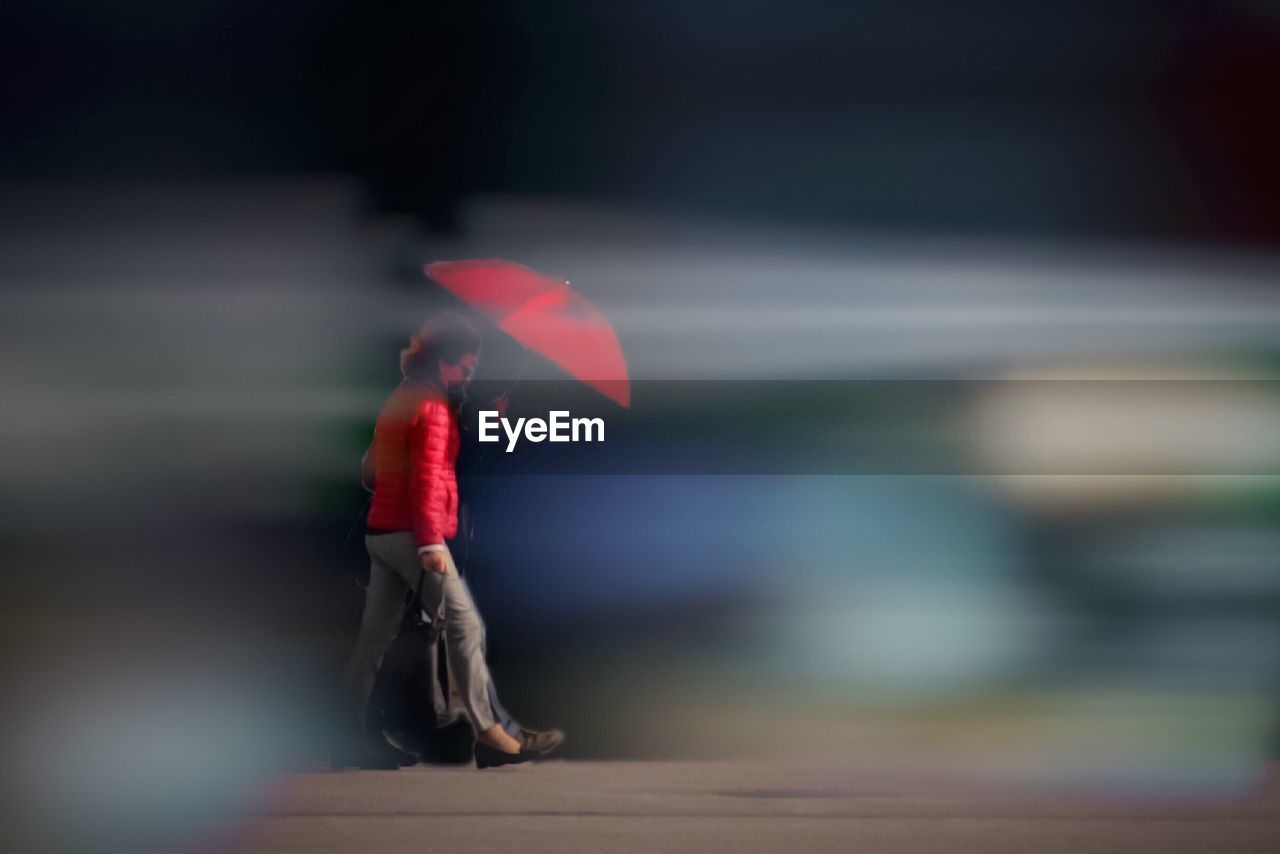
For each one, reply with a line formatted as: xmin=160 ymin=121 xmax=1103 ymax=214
xmin=229 ymin=760 xmax=1280 ymax=853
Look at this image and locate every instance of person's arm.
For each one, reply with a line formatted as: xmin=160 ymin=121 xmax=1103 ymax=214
xmin=409 ymin=400 xmax=452 ymax=573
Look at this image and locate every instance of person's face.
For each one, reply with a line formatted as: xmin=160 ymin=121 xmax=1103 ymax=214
xmin=437 ymin=352 xmax=478 ymax=388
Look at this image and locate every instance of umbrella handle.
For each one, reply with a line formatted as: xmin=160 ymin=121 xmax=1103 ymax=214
xmin=470 ymin=348 xmax=533 ymax=472
xmin=497 ymin=348 xmax=533 ymax=401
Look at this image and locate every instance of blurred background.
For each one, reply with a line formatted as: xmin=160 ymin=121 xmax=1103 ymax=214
xmin=3 ymin=1 xmax=1280 ymax=850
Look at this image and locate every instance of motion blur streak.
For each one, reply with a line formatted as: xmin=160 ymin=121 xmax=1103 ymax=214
xmin=3 ymin=184 xmax=1279 ymax=850
xmin=4 ymin=2 xmax=1280 ymax=851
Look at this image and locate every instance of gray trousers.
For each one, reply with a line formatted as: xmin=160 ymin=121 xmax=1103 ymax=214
xmin=343 ymin=532 xmax=506 ymax=736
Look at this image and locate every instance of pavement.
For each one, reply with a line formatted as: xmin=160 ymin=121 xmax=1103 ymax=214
xmin=229 ymin=760 xmax=1280 ymax=853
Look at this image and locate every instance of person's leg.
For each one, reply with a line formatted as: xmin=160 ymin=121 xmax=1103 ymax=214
xmin=476 ymin=630 xmax=563 ymax=754
xmin=436 ymin=572 xmax=497 ymax=733
xmin=372 ymin=537 xmax=526 ymax=758
xmin=342 ymin=536 xmax=410 ymax=729
xmin=487 ymin=675 xmax=521 ymax=737
xmin=417 ymin=547 xmax=524 ymax=751
xmin=434 ymin=597 xmax=518 ymax=734
xmin=455 ymin=580 xmax=522 ymax=736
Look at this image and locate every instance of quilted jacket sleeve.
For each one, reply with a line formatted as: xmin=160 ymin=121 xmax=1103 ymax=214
xmin=409 ymin=399 xmax=452 ymax=548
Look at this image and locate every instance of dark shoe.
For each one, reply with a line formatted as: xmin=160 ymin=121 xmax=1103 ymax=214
xmin=386 ymin=719 xmax=473 ymax=766
xmin=379 ymin=735 xmax=420 ymax=768
xmin=473 ymin=741 xmax=537 ymax=769
xmin=434 ymin=710 xmax=467 ymax=729
xmin=518 ymin=727 xmax=565 ymax=759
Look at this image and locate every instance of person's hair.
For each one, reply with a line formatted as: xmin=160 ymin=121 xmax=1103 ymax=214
xmin=400 ymin=311 xmax=481 ymax=380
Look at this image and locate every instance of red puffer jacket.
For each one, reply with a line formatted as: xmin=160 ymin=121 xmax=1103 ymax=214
xmin=365 ymin=380 xmax=460 ymax=547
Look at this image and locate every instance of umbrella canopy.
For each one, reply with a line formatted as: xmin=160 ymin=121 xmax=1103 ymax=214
xmin=425 ymin=259 xmax=630 ymax=407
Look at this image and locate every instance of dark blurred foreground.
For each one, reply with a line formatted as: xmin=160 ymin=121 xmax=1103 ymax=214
xmin=3 ymin=184 xmax=1280 ymax=854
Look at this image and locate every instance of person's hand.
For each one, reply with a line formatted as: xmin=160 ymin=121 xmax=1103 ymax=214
xmin=420 ymin=550 xmax=449 ymax=575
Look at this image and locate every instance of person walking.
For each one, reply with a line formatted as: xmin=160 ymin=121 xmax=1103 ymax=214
xmin=337 ymin=312 xmax=564 ymax=769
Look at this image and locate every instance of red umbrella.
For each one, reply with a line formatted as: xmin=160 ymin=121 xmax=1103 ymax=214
xmin=425 ymin=259 xmax=630 ymax=407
